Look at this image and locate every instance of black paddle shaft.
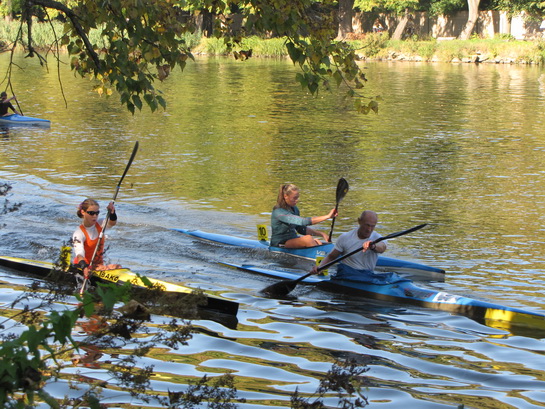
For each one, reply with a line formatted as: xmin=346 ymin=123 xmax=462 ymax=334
xmin=89 ymin=141 xmax=139 ymax=268
xmin=261 ymin=223 xmax=427 ymax=296
xmin=79 ymin=141 xmax=139 ymax=294
xmin=319 ymin=223 xmax=428 ymax=273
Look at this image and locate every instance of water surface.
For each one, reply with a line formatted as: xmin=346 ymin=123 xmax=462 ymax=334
xmin=2 ymin=53 xmax=545 ymax=408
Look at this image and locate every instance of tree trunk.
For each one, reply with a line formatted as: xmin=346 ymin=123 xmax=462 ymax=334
xmin=336 ymin=0 xmax=355 ymax=40
xmin=505 ymin=15 xmax=511 ymax=36
xmin=459 ymin=0 xmax=481 ymax=40
xmin=391 ymin=9 xmax=410 ymax=40
xmin=193 ymin=9 xmax=214 ymax=37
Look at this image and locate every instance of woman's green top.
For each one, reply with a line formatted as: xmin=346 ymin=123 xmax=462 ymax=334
xmin=270 ymin=206 xmax=312 ymax=247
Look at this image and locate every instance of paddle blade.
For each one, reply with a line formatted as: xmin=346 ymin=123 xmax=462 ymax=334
xmin=261 ymin=272 xmax=312 ymax=297
xmin=328 ymin=178 xmax=349 ymax=242
xmin=261 ymin=279 xmax=298 ymax=297
xmin=335 ymin=177 xmax=349 ymax=204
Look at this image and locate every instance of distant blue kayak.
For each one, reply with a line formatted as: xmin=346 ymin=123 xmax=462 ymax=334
xmin=220 ymin=262 xmax=545 ymax=332
xmin=0 ymin=114 xmax=51 ymax=127
xmin=174 ymin=228 xmax=446 ymax=281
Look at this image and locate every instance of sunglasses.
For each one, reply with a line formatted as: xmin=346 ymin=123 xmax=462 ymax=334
xmin=86 ymin=210 xmax=100 ymax=216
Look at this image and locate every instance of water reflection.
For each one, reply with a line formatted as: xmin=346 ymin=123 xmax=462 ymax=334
xmin=2 ymin=53 xmax=545 ymax=407
xmin=0 ymin=123 xmax=10 ymax=137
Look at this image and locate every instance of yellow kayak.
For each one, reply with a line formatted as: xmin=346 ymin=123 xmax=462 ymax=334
xmin=0 ymin=255 xmax=239 ymax=319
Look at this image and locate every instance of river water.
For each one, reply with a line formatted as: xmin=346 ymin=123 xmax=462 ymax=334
xmin=2 ymin=52 xmax=545 ymax=408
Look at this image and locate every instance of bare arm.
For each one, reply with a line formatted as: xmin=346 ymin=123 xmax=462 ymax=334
xmin=310 ymin=248 xmax=341 ymax=274
xmin=310 ymin=208 xmax=337 ymax=225
xmin=306 ymin=226 xmax=328 ymax=241
xmin=363 ymin=240 xmax=387 ymax=253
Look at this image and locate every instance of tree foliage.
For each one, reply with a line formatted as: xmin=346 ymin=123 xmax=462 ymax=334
xmin=354 ymin=0 xmax=421 ymax=14
xmin=491 ymin=0 xmax=545 ymax=15
xmin=7 ymin=0 xmax=378 ymax=114
xmin=426 ymin=0 xmax=466 ymax=15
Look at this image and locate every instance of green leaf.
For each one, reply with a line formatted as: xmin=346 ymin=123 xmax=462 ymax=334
xmin=96 ymin=283 xmax=121 ymax=311
xmin=157 ymin=95 xmax=167 ymax=110
xmin=81 ymin=292 xmax=96 ymax=317
xmin=50 ymin=310 xmax=78 ymax=344
xmin=333 ymin=70 xmax=343 ymax=86
xmin=286 ymin=42 xmax=298 ymax=64
xmin=132 ymin=95 xmax=143 ymax=111
xmin=25 ymin=326 xmax=42 ymax=354
xmin=308 ymin=81 xmax=319 ymax=95
xmin=295 ymin=72 xmax=307 ymax=90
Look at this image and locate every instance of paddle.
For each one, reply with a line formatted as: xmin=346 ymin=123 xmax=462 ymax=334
xmin=261 ymin=223 xmax=427 ymax=297
xmin=78 ymin=141 xmax=139 ymax=294
xmin=327 ymin=177 xmax=349 ymax=243
xmin=13 ymin=95 xmax=23 ymax=116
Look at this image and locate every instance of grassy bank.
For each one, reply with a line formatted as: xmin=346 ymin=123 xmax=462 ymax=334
xmin=351 ymin=33 xmax=545 ymax=64
xmin=2 ymin=20 xmax=545 ymax=64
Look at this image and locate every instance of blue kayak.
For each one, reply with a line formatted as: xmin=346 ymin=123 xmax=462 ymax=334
xmin=0 ymin=114 xmax=51 ymax=127
xmin=174 ymin=228 xmax=446 ymax=281
xmin=220 ymin=262 xmax=545 ymax=332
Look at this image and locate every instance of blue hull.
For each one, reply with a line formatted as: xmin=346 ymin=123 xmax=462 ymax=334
xmin=0 ymin=114 xmax=51 ymax=127
xmin=220 ymin=262 xmax=545 ymax=332
xmin=174 ymin=228 xmax=446 ymax=281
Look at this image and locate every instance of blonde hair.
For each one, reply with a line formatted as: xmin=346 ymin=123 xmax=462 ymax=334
xmin=77 ymin=198 xmax=99 ymax=218
xmin=274 ymin=183 xmax=299 ymax=210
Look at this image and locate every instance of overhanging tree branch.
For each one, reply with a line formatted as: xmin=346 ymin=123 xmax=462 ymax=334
xmin=10 ymin=0 xmax=377 ymax=114
xmin=26 ymin=0 xmax=101 ymax=72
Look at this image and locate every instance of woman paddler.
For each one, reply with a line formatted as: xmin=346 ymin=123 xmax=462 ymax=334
xmin=270 ymin=183 xmax=337 ymax=248
xmin=72 ymin=198 xmax=121 ymax=274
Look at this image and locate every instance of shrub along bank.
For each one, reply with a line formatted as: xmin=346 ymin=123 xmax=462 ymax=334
xmin=2 ymin=20 xmax=545 ymax=65
xmin=349 ymin=33 xmax=545 ymax=64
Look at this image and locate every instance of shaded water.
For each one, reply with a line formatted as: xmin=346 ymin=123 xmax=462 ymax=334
xmin=2 ymin=53 xmax=545 ymax=408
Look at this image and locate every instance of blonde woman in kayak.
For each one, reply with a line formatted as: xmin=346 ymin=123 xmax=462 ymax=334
xmin=72 ymin=198 xmax=120 ymax=273
xmin=270 ymin=183 xmax=337 ymax=248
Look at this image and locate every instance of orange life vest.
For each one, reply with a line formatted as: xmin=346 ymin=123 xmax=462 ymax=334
xmin=80 ymin=222 xmax=104 ymax=266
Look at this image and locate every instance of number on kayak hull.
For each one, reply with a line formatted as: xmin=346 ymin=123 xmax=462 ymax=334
xmin=316 ymin=256 xmax=328 ymax=276
xmin=257 ymin=224 xmax=268 ymax=242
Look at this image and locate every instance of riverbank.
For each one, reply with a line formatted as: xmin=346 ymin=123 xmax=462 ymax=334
xmin=352 ymin=34 xmax=545 ymax=64
xmin=2 ymin=20 xmax=545 ymax=65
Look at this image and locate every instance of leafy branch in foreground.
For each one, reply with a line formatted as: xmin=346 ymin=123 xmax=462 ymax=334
xmin=0 ymin=188 xmax=371 ymax=407
xmin=0 ymin=255 xmax=371 ymax=408
xmin=0 ymin=269 xmax=210 ymax=408
xmin=291 ymin=359 xmax=370 ymax=409
xmin=8 ymin=0 xmax=378 ymax=114
xmin=0 ymin=183 xmax=22 ymax=216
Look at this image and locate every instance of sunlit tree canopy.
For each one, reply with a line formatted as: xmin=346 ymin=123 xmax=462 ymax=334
xmin=4 ymin=0 xmax=379 ymax=114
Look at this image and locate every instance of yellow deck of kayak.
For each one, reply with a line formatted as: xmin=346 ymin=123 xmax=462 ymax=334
xmin=0 ymin=256 xmax=239 ymax=318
